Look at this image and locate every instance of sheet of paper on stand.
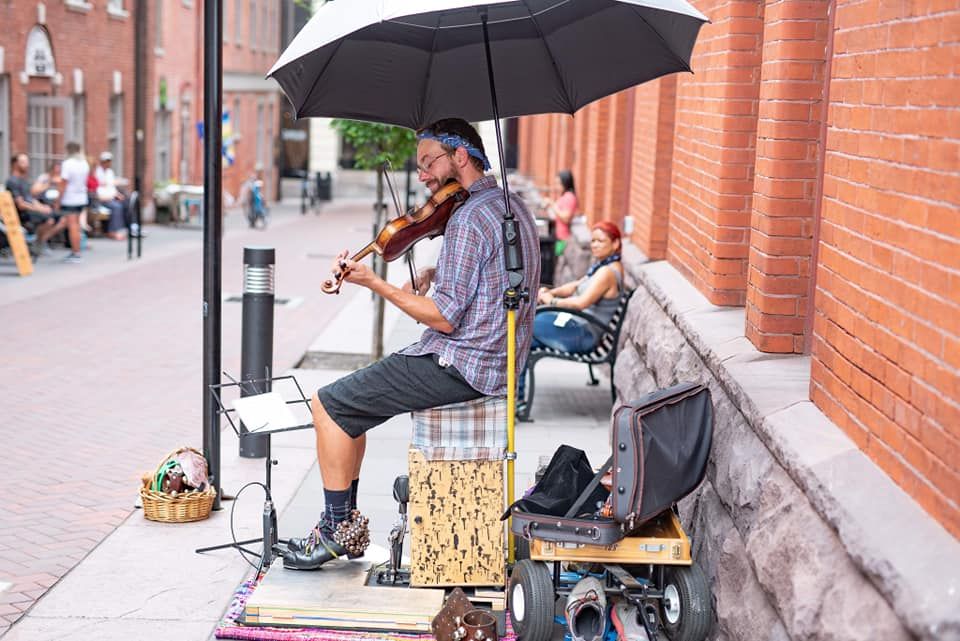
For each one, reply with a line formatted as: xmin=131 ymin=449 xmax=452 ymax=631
xmin=232 ymin=392 xmax=302 ymax=433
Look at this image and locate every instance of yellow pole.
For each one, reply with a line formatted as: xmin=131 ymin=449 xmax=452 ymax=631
xmin=506 ymin=306 xmax=517 ymax=565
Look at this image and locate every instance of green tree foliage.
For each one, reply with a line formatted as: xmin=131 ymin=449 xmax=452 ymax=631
xmin=331 ymin=120 xmax=417 ymax=171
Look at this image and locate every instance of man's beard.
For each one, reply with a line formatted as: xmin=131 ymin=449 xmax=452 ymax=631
xmin=430 ymin=167 xmax=460 ymax=194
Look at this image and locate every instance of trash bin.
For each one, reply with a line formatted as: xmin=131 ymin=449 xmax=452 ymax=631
xmin=536 ymin=217 xmax=557 ymax=287
xmin=315 ymin=172 xmax=332 ymax=201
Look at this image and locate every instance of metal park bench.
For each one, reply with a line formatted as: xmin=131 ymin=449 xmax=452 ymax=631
xmin=517 ymin=288 xmax=634 ymax=422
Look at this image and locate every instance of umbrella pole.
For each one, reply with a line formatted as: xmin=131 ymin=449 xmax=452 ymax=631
xmin=480 ymin=11 xmax=524 ymax=566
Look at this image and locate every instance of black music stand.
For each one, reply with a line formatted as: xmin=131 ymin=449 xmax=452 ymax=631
xmin=195 ymin=374 xmax=314 ymax=568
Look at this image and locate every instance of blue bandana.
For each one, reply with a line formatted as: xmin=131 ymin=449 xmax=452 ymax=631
xmin=586 ymin=253 xmax=621 ymax=277
xmin=416 ymin=130 xmax=491 ymax=171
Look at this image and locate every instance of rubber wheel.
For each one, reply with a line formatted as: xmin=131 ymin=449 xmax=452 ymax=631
xmin=661 ymin=564 xmax=712 ymax=641
xmin=508 ymin=560 xmax=554 ymax=641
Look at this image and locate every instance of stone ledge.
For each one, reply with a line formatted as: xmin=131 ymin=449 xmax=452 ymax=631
xmin=625 ymin=257 xmax=960 ymax=641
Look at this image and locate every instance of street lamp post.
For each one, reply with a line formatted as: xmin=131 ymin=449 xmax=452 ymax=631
xmin=202 ymin=0 xmax=224 ymax=510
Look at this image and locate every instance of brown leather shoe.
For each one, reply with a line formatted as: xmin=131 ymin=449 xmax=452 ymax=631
xmin=281 ymin=511 xmax=370 ymax=570
xmin=284 ymin=516 xmax=364 ymax=559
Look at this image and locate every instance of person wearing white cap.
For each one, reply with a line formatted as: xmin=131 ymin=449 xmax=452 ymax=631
xmin=94 ymin=151 xmax=130 ymax=240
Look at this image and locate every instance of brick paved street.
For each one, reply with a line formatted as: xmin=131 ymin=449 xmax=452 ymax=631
xmin=0 ymin=197 xmax=373 ymax=633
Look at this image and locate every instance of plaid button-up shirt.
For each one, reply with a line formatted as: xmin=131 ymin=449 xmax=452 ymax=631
xmin=401 ymin=175 xmax=540 ymax=395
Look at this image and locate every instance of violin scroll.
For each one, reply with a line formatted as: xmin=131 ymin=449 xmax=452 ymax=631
xmin=321 ymin=267 xmax=346 ymax=294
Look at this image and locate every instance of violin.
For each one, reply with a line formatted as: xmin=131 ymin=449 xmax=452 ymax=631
xmin=321 ymin=180 xmax=470 ymax=294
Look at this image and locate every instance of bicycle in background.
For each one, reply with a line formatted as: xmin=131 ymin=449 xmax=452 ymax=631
xmin=297 ymin=169 xmax=320 ymax=215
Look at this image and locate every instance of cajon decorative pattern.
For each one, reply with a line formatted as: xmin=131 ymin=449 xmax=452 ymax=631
xmin=408 ymin=448 xmax=504 ymax=587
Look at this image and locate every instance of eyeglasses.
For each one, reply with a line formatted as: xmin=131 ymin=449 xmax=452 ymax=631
xmin=417 ymin=151 xmax=450 ymax=174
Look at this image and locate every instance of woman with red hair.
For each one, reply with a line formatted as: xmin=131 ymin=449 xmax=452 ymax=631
xmin=533 ymin=219 xmax=624 ymax=349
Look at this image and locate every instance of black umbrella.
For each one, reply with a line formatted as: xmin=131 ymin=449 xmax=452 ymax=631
xmin=268 ymin=0 xmax=707 ymax=129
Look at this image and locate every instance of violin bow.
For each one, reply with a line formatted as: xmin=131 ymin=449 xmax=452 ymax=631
xmin=383 ymin=161 xmax=421 ymax=296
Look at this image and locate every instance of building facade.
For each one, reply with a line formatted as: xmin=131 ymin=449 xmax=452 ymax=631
xmin=0 ymin=0 xmax=286 ymax=219
xmin=149 ymin=0 xmax=203 ymax=197
xmin=0 ymin=1 xmax=135 ymax=184
xmin=221 ymin=0 xmax=282 ymax=202
xmin=518 ymin=0 xmax=958 ymax=637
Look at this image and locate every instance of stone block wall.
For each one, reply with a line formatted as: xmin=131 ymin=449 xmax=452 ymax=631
xmin=613 ymin=251 xmax=959 ymax=641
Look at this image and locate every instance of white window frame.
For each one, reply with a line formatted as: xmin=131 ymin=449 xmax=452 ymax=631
xmin=109 ymin=94 xmax=124 ymax=175
xmin=232 ymin=97 xmax=241 ymax=140
xmin=73 ymin=93 xmax=85 ymax=149
xmin=256 ymin=99 xmax=265 ymax=168
xmin=154 ymin=107 xmax=172 ymax=183
xmin=26 ymin=95 xmax=74 ymax=181
xmin=65 ymin=0 xmax=94 ymax=13
xmin=234 ymin=0 xmax=243 ymax=47
xmin=266 ymin=101 xmax=274 ymax=170
xmin=107 ymin=0 xmax=129 ymax=18
xmin=249 ymin=0 xmax=257 ymax=51
xmin=154 ymin=0 xmax=164 ymax=55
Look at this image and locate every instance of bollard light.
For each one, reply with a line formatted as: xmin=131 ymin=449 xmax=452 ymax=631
xmin=239 ymin=246 xmax=275 ymax=458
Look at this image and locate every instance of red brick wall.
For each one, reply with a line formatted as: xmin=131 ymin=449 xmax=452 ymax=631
xmin=222 ymin=0 xmax=282 ymax=201
xmin=0 ymin=4 xmax=135 ymax=178
xmin=582 ymin=98 xmax=613 ymax=222
xmin=514 ymin=0 xmax=960 ymax=540
xmin=628 ymin=77 xmax=677 ymax=260
xmin=668 ymin=0 xmax=764 ymax=306
xmin=601 ymin=90 xmax=632 ymax=227
xmin=745 ymin=0 xmax=830 ymax=353
xmin=810 ymin=0 xmax=960 ymax=537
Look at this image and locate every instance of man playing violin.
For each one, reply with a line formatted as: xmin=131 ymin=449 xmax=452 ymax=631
xmin=281 ymin=118 xmax=540 ymax=570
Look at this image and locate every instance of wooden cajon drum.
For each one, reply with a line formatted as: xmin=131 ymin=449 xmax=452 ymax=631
xmin=408 ymin=395 xmax=507 ymax=587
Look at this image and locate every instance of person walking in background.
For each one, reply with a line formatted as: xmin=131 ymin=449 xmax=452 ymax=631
xmin=60 ymin=142 xmax=89 ymax=263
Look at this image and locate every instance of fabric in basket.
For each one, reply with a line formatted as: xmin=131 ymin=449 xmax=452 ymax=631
xmin=411 ymin=395 xmax=506 ymax=461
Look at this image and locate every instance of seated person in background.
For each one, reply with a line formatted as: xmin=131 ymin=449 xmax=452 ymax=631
xmin=533 ymin=220 xmax=624 ymax=353
xmin=94 ymin=151 xmax=129 ymax=240
xmin=5 ymin=153 xmax=66 ymax=256
xmin=517 ymin=221 xmax=623 ymax=407
xmin=540 ymin=169 xmax=579 ymax=256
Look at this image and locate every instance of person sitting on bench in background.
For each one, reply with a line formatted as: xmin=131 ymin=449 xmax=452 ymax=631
xmin=95 ymin=151 xmax=130 ymax=241
xmin=5 ymin=153 xmax=66 ymax=257
xmin=518 ymin=221 xmax=624 ymax=404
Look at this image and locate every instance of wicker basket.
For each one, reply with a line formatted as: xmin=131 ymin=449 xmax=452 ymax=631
xmin=140 ymin=447 xmax=216 ymax=523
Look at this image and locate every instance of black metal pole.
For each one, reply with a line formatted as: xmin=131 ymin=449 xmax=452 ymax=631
xmin=239 ymin=246 xmax=274 ymax=458
xmin=480 ymin=11 xmax=525 ymax=298
xmin=132 ymin=0 xmax=146 ymax=261
xmin=203 ymin=0 xmax=223 ymax=510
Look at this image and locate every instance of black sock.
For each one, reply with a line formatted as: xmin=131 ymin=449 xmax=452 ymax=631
xmin=323 ymin=487 xmax=352 ymax=530
xmin=350 ymin=478 xmax=359 ymax=511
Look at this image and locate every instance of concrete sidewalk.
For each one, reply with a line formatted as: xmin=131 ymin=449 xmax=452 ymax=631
xmin=1 ymin=211 xmax=617 ymax=640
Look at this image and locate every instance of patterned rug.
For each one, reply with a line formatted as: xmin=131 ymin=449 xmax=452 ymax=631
xmin=215 ymin=579 xmax=516 ymax=641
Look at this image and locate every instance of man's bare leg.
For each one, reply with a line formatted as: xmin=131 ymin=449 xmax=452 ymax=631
xmin=280 ymin=393 xmax=371 ymax=569
xmin=311 ymin=391 xmax=361 ymax=491
xmin=353 ymin=433 xmax=366 ymax=479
